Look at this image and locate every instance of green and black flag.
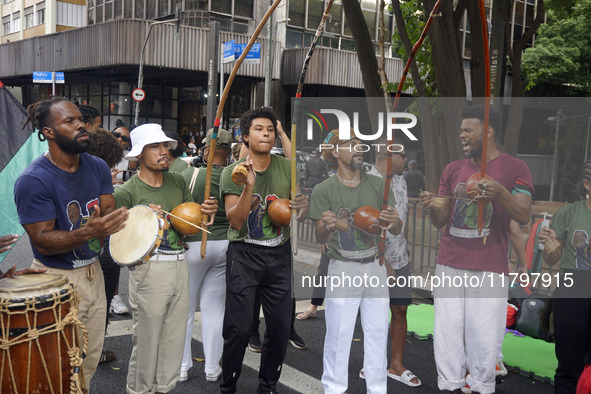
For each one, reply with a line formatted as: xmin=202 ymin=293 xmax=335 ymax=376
xmin=0 ymin=81 xmax=45 ymax=263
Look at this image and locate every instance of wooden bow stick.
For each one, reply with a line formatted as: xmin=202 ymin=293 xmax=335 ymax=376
xmin=201 ymin=0 xmax=283 ymax=259
xmin=379 ymin=0 xmax=444 ymax=266
xmin=160 ymin=209 xmax=212 ymax=234
xmin=290 ymin=0 xmax=335 ymax=256
xmin=477 ymin=0 xmax=491 ymax=238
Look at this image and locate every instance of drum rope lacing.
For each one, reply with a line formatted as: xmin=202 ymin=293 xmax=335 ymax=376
xmin=0 ymin=283 xmax=89 ymax=393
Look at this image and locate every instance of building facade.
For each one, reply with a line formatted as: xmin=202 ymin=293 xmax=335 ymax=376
xmin=1 ymin=0 xmax=86 ymax=43
xmin=0 ymin=0 xmax=542 ymax=147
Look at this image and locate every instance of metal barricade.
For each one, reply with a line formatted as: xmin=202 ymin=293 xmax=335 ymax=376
xmin=296 ymin=198 xmax=554 ymax=277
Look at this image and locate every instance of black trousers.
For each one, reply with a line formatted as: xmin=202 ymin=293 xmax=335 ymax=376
xmin=311 ymin=251 xmax=330 ymax=306
xmin=99 ymin=245 xmax=121 ymax=331
xmin=221 ymin=241 xmax=292 ymax=393
xmin=553 ymin=273 xmax=591 ymax=394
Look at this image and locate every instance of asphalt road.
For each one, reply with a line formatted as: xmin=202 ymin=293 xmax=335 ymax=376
xmin=2 ymin=235 xmax=554 ymax=394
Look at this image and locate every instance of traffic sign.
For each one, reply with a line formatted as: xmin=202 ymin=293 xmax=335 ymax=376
xmin=132 ymin=88 xmax=146 ymax=102
xmin=33 ymin=71 xmax=65 ymax=84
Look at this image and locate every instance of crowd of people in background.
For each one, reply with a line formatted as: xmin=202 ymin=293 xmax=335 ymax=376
xmin=2 ymin=97 xmax=590 ymax=394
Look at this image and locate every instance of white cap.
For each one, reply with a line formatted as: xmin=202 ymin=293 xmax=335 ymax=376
xmin=125 ymin=124 xmax=178 ymax=162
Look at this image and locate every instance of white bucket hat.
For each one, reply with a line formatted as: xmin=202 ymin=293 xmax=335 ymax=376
xmin=125 ymin=123 xmax=178 ymax=161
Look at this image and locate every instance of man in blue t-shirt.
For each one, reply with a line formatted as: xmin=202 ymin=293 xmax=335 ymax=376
xmin=14 ymin=98 xmax=128 ymax=389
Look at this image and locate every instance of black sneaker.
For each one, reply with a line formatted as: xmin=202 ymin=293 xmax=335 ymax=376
xmin=289 ymin=332 xmax=307 ymax=350
xmin=99 ymin=350 xmax=115 ymax=363
xmin=248 ymin=334 xmax=262 ymax=353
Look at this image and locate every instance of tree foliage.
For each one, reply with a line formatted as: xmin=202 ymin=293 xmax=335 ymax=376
xmin=522 ymin=0 xmax=591 ymax=94
xmin=387 ymin=0 xmax=436 ymax=96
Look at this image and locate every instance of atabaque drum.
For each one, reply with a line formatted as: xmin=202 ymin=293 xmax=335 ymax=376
xmin=109 ymin=205 xmax=164 ymax=267
xmin=0 ymin=273 xmax=86 ymax=393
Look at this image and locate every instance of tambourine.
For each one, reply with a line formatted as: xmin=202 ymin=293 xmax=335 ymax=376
xmin=110 ymin=205 xmax=164 ymax=267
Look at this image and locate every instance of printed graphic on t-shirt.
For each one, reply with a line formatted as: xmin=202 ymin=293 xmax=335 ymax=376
xmin=449 ymin=182 xmax=492 ymax=238
xmin=66 ymin=198 xmax=101 ymax=259
xmin=336 ymin=207 xmax=377 ymax=260
xmin=246 ymin=193 xmax=284 ymax=246
xmin=572 ymin=230 xmax=591 ymax=270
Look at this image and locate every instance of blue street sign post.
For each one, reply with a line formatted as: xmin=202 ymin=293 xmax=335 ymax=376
xmin=234 ymin=43 xmax=261 ymax=64
xmin=33 ymin=71 xmax=65 ymax=96
xmin=222 ymin=40 xmax=235 ymax=64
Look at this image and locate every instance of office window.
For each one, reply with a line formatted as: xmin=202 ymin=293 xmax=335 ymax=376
xmin=114 ymin=0 xmax=122 ymax=19
xmin=12 ymin=14 xmax=20 ymax=32
xmin=105 ymin=0 xmax=113 ymax=20
xmin=325 ymin=2 xmax=342 ymax=34
xmin=135 ymin=0 xmax=145 ymax=18
xmin=288 ymin=0 xmax=305 ymax=27
xmin=307 ymin=0 xmax=324 ymax=30
xmin=96 ymin=0 xmax=104 ymax=23
xmin=159 ymin=0 xmax=169 ymax=16
xmin=146 ymin=0 xmax=156 ymax=19
xmin=185 ymin=0 xmax=208 ymax=10
xmin=37 ymin=2 xmax=46 ymax=25
xmin=25 ymin=7 xmax=34 ymax=29
xmin=212 ymin=0 xmax=232 ymax=15
xmin=286 ymin=29 xmax=303 ymax=48
xmin=2 ymin=16 xmax=10 ymax=35
xmin=234 ymin=0 xmax=253 ymax=18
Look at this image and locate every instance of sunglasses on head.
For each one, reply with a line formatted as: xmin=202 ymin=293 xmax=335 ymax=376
xmin=112 ymin=131 xmax=131 ymax=143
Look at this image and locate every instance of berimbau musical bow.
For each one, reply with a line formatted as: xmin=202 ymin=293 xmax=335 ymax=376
xmin=201 ymin=0 xmax=283 ymax=259
xmin=476 ymin=0 xmax=491 ymax=238
xmin=379 ymin=0 xmax=443 ymax=266
xmin=290 ymin=0 xmax=335 ymax=255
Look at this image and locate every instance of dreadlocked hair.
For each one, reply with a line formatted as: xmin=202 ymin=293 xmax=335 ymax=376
xmin=578 ymin=160 xmax=591 ymax=199
xmin=76 ymin=103 xmax=101 ymax=124
xmin=22 ymin=97 xmax=69 ymax=142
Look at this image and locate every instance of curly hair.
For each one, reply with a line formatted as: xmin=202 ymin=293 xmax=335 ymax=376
xmin=461 ymin=105 xmax=502 ymax=135
xmin=239 ymin=107 xmax=277 ymax=148
xmin=88 ymin=128 xmax=124 ymax=168
xmin=578 ymin=160 xmax=591 ymax=199
xmin=22 ymin=97 xmax=70 ymax=142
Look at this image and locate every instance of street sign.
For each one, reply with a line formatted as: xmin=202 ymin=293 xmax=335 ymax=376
xmin=234 ymin=43 xmax=261 ymax=64
xmin=132 ymin=88 xmax=146 ymax=102
xmin=222 ymin=40 xmax=235 ymax=64
xmin=33 ymin=71 xmax=65 ymax=84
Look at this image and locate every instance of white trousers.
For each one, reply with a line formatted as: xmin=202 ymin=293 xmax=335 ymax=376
xmin=181 ymin=240 xmax=228 ymax=375
xmin=433 ymin=264 xmax=507 ymax=394
xmin=322 ymin=258 xmax=389 ymax=394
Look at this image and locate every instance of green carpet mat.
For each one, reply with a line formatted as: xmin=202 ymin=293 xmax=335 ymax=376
xmin=405 ymin=304 xmax=556 ymax=383
xmin=502 ymin=331 xmax=557 ymax=383
xmin=406 ymin=303 xmax=435 ymax=340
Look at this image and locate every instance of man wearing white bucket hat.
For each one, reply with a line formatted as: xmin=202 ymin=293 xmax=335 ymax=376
xmin=113 ymin=123 xmax=217 ymax=394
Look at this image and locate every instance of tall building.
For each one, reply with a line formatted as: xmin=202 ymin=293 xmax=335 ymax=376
xmin=0 ymin=0 xmax=541 ymax=142
xmin=1 ymin=0 xmax=86 ymax=43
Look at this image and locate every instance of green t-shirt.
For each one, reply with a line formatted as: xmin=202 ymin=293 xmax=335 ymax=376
xmin=181 ymin=166 xmax=228 ymax=241
xmin=169 ymin=158 xmax=189 ymax=174
xmin=220 ymin=155 xmax=293 ymax=245
xmin=309 ymin=173 xmax=396 ymax=262
xmin=551 ymin=200 xmax=591 ymax=271
xmin=113 ymin=172 xmax=194 ymax=252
